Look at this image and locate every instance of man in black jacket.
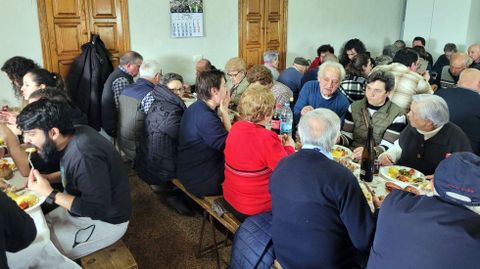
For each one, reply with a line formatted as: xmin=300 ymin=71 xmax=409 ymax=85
xmin=18 ymin=99 xmax=131 ymax=260
xmin=101 ymin=51 xmax=143 ymax=138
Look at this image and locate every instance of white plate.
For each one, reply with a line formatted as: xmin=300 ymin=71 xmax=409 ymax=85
xmin=331 ymin=145 xmax=353 ymax=159
xmin=379 ymin=165 xmax=425 ymax=185
xmin=15 ymin=190 xmax=45 ymax=214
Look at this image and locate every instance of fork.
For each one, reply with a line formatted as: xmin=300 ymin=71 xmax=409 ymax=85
xmin=27 ymin=151 xmax=35 ymax=170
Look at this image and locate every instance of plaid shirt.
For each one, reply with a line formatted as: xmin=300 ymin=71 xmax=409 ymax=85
xmin=272 ymin=81 xmax=293 ymax=106
xmin=140 ymin=91 xmax=154 ymax=114
xmin=112 ymin=65 xmax=132 ymax=110
xmin=340 ymin=74 xmax=366 ymax=103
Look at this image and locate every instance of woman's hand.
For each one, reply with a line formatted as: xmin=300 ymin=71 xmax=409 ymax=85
xmin=378 ymin=152 xmax=394 ymax=166
xmin=353 ymin=147 xmax=363 ymax=160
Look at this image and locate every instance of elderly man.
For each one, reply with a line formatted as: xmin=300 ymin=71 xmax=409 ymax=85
xmin=434 ymin=52 xmax=471 ymax=89
xmin=294 ymin=61 xmax=349 ymax=123
xmin=19 ymin=99 xmax=131 ymax=259
xmin=224 ymin=57 xmax=249 ymax=110
xmin=270 ymin=108 xmax=379 ymax=269
xmin=378 ymin=94 xmax=471 ymax=175
xmin=117 ymin=60 xmax=162 ymax=161
xmin=101 ymin=51 xmax=143 ymax=138
xmin=278 ymin=57 xmax=309 ymax=103
xmin=372 ymin=48 xmax=433 ymax=111
xmin=368 ymin=152 xmax=480 ymax=269
xmin=436 ymin=68 xmax=480 ymax=155
xmin=263 ymin=50 xmax=280 ymax=80
xmin=468 ymin=43 xmax=480 ymax=70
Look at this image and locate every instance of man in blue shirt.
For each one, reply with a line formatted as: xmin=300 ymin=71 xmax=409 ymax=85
xmin=278 ymin=57 xmax=309 ymax=103
xmin=294 ymin=61 xmax=349 ymax=123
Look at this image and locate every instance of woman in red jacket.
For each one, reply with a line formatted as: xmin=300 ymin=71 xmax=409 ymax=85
xmin=222 ymin=85 xmax=295 ymax=221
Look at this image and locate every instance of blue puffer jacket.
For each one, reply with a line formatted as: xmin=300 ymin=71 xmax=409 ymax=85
xmin=229 ymin=212 xmax=274 ymax=269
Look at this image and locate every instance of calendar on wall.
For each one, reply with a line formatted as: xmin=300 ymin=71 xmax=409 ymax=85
xmin=170 ymin=0 xmax=204 ymax=38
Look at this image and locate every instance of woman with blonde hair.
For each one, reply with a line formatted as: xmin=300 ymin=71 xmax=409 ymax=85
xmin=222 ymin=85 xmax=295 ymax=221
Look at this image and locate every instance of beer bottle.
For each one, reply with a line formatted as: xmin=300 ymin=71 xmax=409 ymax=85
xmin=360 ymin=125 xmax=375 ymax=182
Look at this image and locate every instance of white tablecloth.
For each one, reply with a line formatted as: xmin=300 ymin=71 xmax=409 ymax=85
xmin=5 ymin=172 xmax=81 ymax=269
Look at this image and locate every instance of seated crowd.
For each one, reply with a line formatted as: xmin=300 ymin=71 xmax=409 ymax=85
xmin=0 ymin=35 xmax=479 ymax=269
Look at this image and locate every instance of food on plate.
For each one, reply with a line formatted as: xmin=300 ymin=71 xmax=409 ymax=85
xmin=14 ymin=193 xmax=38 ymax=210
xmin=0 ymin=158 xmax=16 ymax=171
xmin=403 ymin=185 xmax=420 ymax=195
xmin=360 ymin=183 xmax=373 ymax=202
xmin=385 ymin=182 xmax=403 ymax=192
xmin=417 ymin=180 xmax=433 ymax=192
xmin=336 ymin=158 xmax=360 ymax=174
xmin=387 ymin=167 xmax=423 ymax=183
xmin=331 ymin=146 xmax=351 ymax=159
xmin=0 ymin=162 xmax=13 ymax=179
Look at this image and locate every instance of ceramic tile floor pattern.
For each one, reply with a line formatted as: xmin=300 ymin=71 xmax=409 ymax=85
xmin=122 ymin=168 xmax=232 ymax=269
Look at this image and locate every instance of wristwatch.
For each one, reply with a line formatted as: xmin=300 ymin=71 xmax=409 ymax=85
xmin=46 ymin=190 xmax=59 ymax=205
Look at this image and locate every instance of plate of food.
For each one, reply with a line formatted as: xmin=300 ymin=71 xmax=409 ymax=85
xmin=7 ymin=190 xmax=45 ymax=213
xmin=0 ymin=158 xmax=15 ymax=179
xmin=380 ymin=165 xmax=425 ymax=184
xmin=331 ymin=145 xmax=353 ymax=160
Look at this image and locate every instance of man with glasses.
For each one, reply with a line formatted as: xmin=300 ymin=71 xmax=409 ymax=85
xmin=224 ymin=57 xmax=249 ymax=110
xmin=101 ymin=51 xmax=143 ymax=138
xmin=118 ymin=60 xmax=162 ymax=162
xmin=18 ymin=99 xmax=132 ymax=260
xmin=371 ymin=48 xmax=432 ymax=111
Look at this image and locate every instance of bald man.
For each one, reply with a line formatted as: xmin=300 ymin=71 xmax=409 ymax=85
xmin=468 ymin=44 xmax=480 ymax=70
xmin=434 ymin=52 xmax=472 ymax=89
xmin=187 ymin=58 xmax=215 ymax=93
xmin=436 ymin=68 xmax=480 ymax=154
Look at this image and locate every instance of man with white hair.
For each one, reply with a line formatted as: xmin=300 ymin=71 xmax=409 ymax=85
xmin=378 ymin=94 xmax=471 ymax=175
xmin=263 ymin=50 xmax=280 ymax=80
xmin=368 ymin=152 xmax=480 ymax=269
xmin=294 ymin=61 xmax=350 ymax=123
xmin=270 ymin=108 xmax=379 ymax=269
xmin=118 ymin=60 xmax=162 ymax=161
xmin=436 ymin=68 xmax=480 ymax=155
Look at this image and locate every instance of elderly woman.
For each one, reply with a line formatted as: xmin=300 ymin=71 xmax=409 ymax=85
xmin=340 ymin=53 xmax=373 ymax=102
xmin=263 ymin=50 xmax=280 ymax=79
xmin=339 ymin=70 xmax=406 ymax=159
xmin=177 ymin=70 xmax=231 ymax=197
xmin=222 ymin=85 xmax=295 ymax=221
xmin=246 ymin=64 xmax=293 ymax=107
xmin=224 ymin=57 xmax=249 ymax=110
xmin=378 ymin=94 xmax=472 ymax=175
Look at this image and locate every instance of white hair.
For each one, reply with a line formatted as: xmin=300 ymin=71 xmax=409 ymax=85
xmin=317 ymin=61 xmax=346 ymax=81
xmin=263 ymin=50 xmax=279 ymax=63
xmin=297 ymin=108 xmax=341 ymax=152
xmin=139 ymin=60 xmax=162 ymax=78
xmin=411 ymin=94 xmax=449 ymax=127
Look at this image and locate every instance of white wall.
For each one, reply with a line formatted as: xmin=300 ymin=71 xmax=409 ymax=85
xmin=286 ymin=0 xmax=407 ymax=65
xmin=403 ymin=0 xmax=478 ymax=59
xmin=0 ymin=0 xmax=43 ymax=107
xmin=128 ymin=0 xmax=238 ymax=85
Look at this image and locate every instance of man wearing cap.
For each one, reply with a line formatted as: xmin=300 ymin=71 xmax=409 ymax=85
xmin=368 ymin=152 xmax=480 ymax=269
xmin=278 ymin=57 xmax=309 ymax=103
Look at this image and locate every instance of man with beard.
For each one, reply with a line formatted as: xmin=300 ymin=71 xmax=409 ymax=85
xmin=17 ymin=99 xmax=131 ymax=260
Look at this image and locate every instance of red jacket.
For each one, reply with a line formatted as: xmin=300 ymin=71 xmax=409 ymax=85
xmin=223 ymin=120 xmax=295 ymax=215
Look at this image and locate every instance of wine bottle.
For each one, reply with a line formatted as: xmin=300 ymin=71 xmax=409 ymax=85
xmin=360 ymin=125 xmax=375 ymax=182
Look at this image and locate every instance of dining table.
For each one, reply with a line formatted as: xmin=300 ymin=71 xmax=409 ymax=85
xmin=5 ymin=169 xmax=81 ymax=269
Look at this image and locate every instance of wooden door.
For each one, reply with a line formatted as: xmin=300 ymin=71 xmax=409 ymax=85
xmin=239 ymin=0 xmax=287 ymax=70
xmin=37 ymin=0 xmax=130 ymax=79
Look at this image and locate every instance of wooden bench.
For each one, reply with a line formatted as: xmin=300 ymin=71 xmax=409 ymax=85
xmin=172 ymin=179 xmax=241 ymax=268
xmin=80 ymin=240 xmax=137 ymax=269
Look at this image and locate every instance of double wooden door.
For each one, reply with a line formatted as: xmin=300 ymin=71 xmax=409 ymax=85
xmin=239 ymin=0 xmax=288 ymax=70
xmin=37 ymin=0 xmax=130 ymax=79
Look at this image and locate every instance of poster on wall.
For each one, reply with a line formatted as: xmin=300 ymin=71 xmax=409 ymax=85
xmin=170 ymin=0 xmax=204 ymax=38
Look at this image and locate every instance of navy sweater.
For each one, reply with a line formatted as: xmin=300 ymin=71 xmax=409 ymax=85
xmin=368 ymin=191 xmax=480 ymax=269
xmin=177 ymin=100 xmax=228 ymax=196
xmin=270 ymin=149 xmax=376 ymax=269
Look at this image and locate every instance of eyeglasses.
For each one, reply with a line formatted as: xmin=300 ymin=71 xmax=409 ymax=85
xmin=227 ymin=72 xmax=240 ymax=78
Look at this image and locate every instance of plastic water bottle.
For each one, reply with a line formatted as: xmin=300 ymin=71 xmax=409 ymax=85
xmin=280 ymin=101 xmax=293 ymax=135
